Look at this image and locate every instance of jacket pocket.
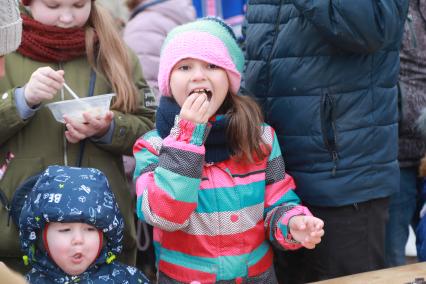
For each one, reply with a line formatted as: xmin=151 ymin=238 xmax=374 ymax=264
xmin=320 ymin=92 xmax=339 ymax=176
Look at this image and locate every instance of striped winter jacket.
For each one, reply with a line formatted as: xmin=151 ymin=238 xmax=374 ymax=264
xmin=133 ymin=116 xmax=311 ymax=283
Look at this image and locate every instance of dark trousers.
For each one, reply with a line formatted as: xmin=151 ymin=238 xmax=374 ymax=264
xmin=385 ymin=167 xmax=421 ymax=267
xmin=274 ymin=197 xmax=390 ymax=283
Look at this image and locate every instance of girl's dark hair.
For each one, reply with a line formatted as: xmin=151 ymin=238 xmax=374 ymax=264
xmin=223 ymin=89 xmax=269 ymax=163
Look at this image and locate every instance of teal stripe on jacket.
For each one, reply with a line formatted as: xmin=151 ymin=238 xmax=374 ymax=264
xmin=136 ymin=195 xmax=146 ymax=222
xmin=158 ymin=241 xmax=270 ymax=280
xmin=264 ymin=189 xmax=300 ymax=215
xmin=190 ymin=123 xmax=208 ymax=145
xmin=269 ymin=130 xmax=282 ymax=161
xmin=196 ymin=180 xmax=265 ymax=213
xmin=155 ymin=167 xmax=200 ymax=202
xmin=134 ymin=147 xmax=157 ymax=177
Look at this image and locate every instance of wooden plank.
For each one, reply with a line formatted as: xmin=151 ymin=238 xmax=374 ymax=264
xmin=310 ymin=262 xmax=426 ymax=284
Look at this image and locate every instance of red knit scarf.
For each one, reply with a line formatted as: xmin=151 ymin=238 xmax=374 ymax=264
xmin=17 ymin=14 xmax=87 ymax=62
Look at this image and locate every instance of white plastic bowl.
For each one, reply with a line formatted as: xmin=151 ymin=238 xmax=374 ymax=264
xmin=46 ymin=93 xmax=116 ymax=123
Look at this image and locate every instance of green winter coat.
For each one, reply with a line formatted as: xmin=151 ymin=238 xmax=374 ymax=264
xmin=0 ymin=51 xmax=155 ymax=271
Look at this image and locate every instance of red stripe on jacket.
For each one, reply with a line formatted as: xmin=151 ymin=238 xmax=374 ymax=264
xmin=160 ymin=221 xmax=265 ymax=257
xmin=159 ymin=260 xmax=217 ymax=283
xmin=148 ymin=178 xmax=197 ymax=224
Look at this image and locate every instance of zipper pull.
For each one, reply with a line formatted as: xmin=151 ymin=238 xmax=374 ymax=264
xmin=332 ymin=151 xmax=338 ymax=161
xmin=331 ymin=151 xmax=338 ymax=177
xmin=331 ymin=166 xmax=336 ymax=177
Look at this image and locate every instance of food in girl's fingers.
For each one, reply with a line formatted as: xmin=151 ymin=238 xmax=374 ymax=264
xmin=189 ymin=88 xmax=212 ymax=101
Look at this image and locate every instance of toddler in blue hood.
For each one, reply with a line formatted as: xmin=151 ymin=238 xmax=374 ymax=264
xmin=18 ymin=165 xmax=150 ymax=284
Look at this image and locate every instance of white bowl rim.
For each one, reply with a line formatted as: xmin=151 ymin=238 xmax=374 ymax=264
xmin=45 ymin=93 xmax=116 ymax=107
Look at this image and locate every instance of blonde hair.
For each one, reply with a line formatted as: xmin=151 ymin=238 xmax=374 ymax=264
xmin=86 ymin=3 xmax=138 ymax=113
xmin=224 ymin=92 xmax=269 ymax=164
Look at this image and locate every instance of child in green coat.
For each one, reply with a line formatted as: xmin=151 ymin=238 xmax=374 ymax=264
xmin=0 ymin=0 xmax=155 ymax=272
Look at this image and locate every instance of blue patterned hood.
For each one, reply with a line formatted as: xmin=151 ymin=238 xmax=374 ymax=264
xmin=18 ymin=165 xmax=125 ymax=280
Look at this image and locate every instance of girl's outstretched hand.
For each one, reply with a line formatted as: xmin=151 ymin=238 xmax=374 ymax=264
xmin=180 ymin=92 xmax=210 ymax=124
xmin=24 ymin=67 xmax=64 ymax=107
xmin=288 ymin=215 xmax=324 ymax=249
xmin=63 ymin=111 xmax=114 ymax=143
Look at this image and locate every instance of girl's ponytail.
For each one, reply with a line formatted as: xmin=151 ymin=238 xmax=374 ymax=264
xmin=227 ymin=93 xmax=269 ymax=164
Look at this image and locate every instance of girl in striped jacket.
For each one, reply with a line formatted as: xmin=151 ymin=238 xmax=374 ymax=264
xmin=133 ymin=17 xmax=324 ymax=284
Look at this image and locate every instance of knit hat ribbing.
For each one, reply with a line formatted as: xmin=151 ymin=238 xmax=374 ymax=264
xmin=0 ymin=0 xmax=22 ymax=55
xmin=158 ymin=17 xmax=244 ymax=97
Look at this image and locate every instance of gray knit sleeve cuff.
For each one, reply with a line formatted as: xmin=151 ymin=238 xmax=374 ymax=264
xmin=0 ymin=12 xmax=22 ymax=55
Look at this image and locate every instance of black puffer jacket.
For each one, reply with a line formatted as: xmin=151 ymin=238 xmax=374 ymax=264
xmin=244 ymin=0 xmax=408 ymax=206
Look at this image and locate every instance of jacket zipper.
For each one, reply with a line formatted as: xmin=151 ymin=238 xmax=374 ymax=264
xmin=59 ymin=62 xmax=68 ymax=166
xmin=321 ymin=93 xmax=339 ymax=176
xmin=204 ymin=164 xmax=221 ymax=277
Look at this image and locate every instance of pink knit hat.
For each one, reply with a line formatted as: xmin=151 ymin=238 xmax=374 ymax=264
xmin=21 ymin=0 xmax=94 ymax=5
xmin=158 ymin=18 xmax=244 ymax=97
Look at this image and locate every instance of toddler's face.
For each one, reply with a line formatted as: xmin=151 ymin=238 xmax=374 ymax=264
xmin=45 ymin=222 xmax=101 ymax=276
xmin=29 ymin=0 xmax=91 ymax=28
xmin=170 ymin=58 xmax=230 ymax=118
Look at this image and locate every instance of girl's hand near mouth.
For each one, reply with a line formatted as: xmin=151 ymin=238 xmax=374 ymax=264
xmin=180 ymin=92 xmax=210 ymax=124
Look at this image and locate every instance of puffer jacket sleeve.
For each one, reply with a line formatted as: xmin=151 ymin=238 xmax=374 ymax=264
xmin=291 ymin=0 xmax=408 ymax=53
xmin=95 ymin=51 xmax=155 ymax=155
xmin=262 ymin=125 xmax=313 ymax=250
xmin=0 ymin=53 xmax=31 ymax=145
xmin=133 ymin=115 xmax=210 ymax=231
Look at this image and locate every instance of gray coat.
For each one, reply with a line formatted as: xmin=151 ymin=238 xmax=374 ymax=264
xmin=123 ymin=0 xmax=196 ymax=97
xmin=399 ymin=0 xmax=426 ymax=168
